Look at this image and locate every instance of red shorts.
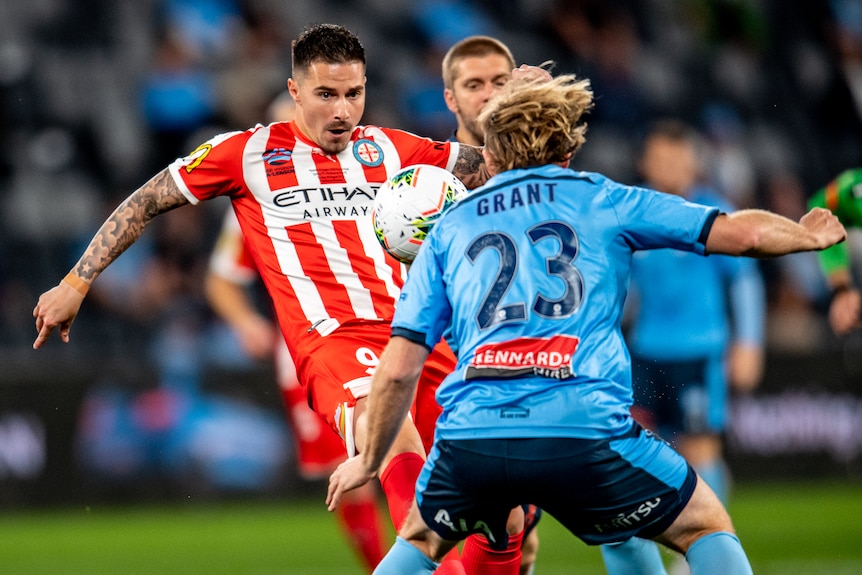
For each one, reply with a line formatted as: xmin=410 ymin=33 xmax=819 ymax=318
xmin=275 ymin=342 xmax=347 ymax=479
xmin=294 ymin=321 xmax=455 ymax=456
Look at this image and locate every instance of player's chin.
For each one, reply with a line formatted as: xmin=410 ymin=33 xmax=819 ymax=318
xmin=322 ymin=132 xmax=351 ymax=154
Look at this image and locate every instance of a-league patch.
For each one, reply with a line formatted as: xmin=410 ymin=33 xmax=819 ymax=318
xmin=353 ymin=139 xmax=384 ymax=167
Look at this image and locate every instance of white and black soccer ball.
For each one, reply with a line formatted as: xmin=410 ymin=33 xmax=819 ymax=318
xmin=372 ymin=164 xmax=468 ymax=263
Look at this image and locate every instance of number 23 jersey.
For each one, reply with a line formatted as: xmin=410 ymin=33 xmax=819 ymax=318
xmin=393 ymin=165 xmax=719 ymax=440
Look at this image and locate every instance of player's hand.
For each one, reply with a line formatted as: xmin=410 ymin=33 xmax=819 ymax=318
xmin=829 ymin=288 xmax=862 ymax=335
xmin=32 ymin=282 xmax=85 ymax=349
xmin=799 ymin=207 xmax=846 ymax=250
xmin=326 ymin=455 xmax=376 ymax=512
xmin=727 ymin=342 xmax=764 ymax=393
xmin=235 ymin=315 xmax=277 ymax=360
xmin=512 ymin=64 xmax=552 ymax=83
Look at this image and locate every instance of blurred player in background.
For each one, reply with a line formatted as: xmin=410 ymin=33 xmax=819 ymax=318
xmin=626 ymin=120 xmax=766 ymax=500
xmin=618 ymin=120 xmax=766 ymax=573
xmin=205 ymin=90 xmax=387 ymax=572
xmin=808 ymin=167 xmax=862 ymax=334
xmin=442 ymin=36 xmax=513 ymax=148
xmin=327 ymin=71 xmax=845 ymax=575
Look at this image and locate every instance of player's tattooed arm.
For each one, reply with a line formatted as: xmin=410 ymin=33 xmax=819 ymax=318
xmin=73 ymin=168 xmax=190 ymax=282
xmin=453 ymin=144 xmax=492 ymax=190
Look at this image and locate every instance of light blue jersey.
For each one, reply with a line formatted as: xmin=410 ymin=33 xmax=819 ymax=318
xmin=392 ymin=165 xmax=719 ymax=441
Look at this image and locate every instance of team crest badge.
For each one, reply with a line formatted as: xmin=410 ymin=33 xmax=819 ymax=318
xmin=353 ymin=139 xmax=384 ymax=167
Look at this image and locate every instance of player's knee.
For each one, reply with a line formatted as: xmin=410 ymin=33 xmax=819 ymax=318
xmin=506 ymin=505 xmax=525 ymax=535
xmin=659 ymin=478 xmax=734 ymax=553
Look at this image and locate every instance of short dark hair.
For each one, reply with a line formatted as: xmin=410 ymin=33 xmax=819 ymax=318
xmin=291 ymin=23 xmax=366 ymax=76
xmin=441 ymin=36 xmax=515 ymax=89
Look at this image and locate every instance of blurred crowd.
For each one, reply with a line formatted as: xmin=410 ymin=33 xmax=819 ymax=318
xmin=2 ymin=0 xmax=861 ymax=374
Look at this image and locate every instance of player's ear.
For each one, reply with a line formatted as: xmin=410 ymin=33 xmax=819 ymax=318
xmin=443 ymin=88 xmax=459 ymax=114
xmin=287 ymin=78 xmax=300 ymax=102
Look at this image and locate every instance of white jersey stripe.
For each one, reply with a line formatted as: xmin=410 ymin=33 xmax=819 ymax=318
xmin=244 ymin=127 xmax=335 ymax=325
xmin=309 ymin=219 xmax=378 ymax=319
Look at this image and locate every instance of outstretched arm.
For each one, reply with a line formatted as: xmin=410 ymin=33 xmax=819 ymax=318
xmin=705 ymin=207 xmax=846 ymax=258
xmin=33 ymin=168 xmax=190 ymax=349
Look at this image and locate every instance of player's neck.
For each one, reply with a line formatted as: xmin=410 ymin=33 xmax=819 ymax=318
xmin=456 ymin=128 xmax=483 ymax=148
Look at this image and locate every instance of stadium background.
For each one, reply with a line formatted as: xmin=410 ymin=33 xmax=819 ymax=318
xmin=0 ymin=0 xmax=861 ymax=571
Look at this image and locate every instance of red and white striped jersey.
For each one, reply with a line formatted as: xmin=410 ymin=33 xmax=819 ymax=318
xmin=169 ymin=121 xmax=459 ymax=357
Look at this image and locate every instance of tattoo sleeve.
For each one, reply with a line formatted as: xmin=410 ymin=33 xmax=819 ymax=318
xmin=453 ymin=144 xmax=491 ymax=190
xmin=73 ymin=168 xmax=191 ymax=281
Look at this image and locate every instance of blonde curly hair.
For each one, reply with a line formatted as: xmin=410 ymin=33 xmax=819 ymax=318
xmin=478 ymin=73 xmax=593 ymax=174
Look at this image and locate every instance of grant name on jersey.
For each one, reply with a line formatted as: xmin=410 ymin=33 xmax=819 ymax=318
xmin=476 ymin=182 xmax=557 ymax=216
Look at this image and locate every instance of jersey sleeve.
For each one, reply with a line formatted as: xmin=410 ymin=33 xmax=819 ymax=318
xmin=391 ymin=239 xmax=452 ymax=350
xmin=609 ymin=183 xmax=720 ymax=254
xmin=379 ymin=127 xmax=459 ymax=173
xmin=167 ymin=129 xmax=249 ymax=204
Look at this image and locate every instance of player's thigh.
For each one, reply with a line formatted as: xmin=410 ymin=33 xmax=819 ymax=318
xmin=521 ymin=426 xmax=697 ymax=546
xmin=415 ymin=439 xmax=515 ymax=550
xmin=276 ymin=339 xmax=349 ymax=477
xmin=298 ymin=324 xmax=391 ymax=454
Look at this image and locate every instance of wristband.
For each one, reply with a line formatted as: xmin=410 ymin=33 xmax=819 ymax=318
xmin=62 ymin=272 xmax=90 ymax=296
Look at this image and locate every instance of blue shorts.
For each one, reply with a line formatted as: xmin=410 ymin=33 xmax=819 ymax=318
xmin=631 ymin=354 xmax=726 ymax=440
xmin=415 ymin=423 xmax=697 ymax=549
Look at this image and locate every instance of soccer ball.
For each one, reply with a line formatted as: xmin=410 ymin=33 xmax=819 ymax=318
xmin=373 ymin=164 xmax=468 ymax=263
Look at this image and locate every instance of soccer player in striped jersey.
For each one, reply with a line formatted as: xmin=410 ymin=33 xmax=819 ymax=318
xmin=34 ymin=23 xmax=546 ymax=574
xmin=325 ymin=71 xmax=845 ymax=574
xmin=206 ymin=207 xmax=387 ymax=572
xmin=808 ymin=168 xmax=862 ymax=334
xmin=202 ymin=92 xmax=386 ymax=573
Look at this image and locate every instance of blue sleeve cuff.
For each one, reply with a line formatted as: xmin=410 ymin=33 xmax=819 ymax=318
xmin=391 ymin=326 xmax=433 ymax=351
xmin=698 ymin=209 xmax=721 ymax=248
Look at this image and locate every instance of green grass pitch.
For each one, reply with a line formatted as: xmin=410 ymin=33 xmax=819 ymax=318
xmin=0 ymin=480 xmax=860 ymax=574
